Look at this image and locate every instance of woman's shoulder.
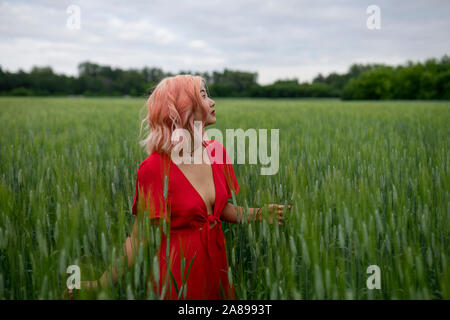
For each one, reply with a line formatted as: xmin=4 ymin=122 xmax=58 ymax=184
xmin=136 ymin=152 xmax=167 ymax=181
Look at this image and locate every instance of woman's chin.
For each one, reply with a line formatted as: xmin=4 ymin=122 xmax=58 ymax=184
xmin=206 ymin=117 xmax=216 ymax=126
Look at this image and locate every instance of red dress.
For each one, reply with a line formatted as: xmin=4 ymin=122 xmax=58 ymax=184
xmin=131 ymin=139 xmax=240 ymax=299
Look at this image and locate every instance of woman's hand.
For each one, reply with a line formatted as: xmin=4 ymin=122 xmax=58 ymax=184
xmin=62 ymin=287 xmax=74 ymax=300
xmin=259 ymin=204 xmax=291 ymax=225
xmin=62 ymin=280 xmax=98 ymax=300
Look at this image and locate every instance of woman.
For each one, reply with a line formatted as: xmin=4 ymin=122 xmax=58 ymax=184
xmin=68 ymin=75 xmax=290 ymax=299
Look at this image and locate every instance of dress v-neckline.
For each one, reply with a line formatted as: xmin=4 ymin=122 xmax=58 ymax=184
xmin=169 ymin=143 xmax=217 ymax=216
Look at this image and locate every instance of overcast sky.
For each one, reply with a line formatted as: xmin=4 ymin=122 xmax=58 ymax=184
xmin=1 ymin=0 xmax=449 ymax=84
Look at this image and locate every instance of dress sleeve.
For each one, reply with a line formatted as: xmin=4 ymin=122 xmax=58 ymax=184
xmin=131 ymin=175 xmax=139 ymax=215
xmin=131 ymin=157 xmax=168 ymax=220
xmin=220 ymin=142 xmax=241 ymax=199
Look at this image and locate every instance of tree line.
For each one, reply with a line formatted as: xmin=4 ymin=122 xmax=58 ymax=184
xmin=0 ymin=56 xmax=448 ymax=99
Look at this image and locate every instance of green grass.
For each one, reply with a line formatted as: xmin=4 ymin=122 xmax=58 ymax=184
xmin=0 ymin=97 xmax=448 ymax=299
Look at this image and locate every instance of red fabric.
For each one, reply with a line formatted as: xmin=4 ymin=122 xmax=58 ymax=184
xmin=131 ymin=140 xmax=240 ymax=299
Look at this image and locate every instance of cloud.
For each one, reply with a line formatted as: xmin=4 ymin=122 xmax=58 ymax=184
xmin=0 ymin=0 xmax=449 ymax=84
xmin=189 ymin=40 xmax=207 ymax=49
xmin=110 ymin=18 xmax=178 ymax=43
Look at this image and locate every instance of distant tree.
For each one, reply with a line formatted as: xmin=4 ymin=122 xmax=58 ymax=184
xmin=342 ymin=56 xmax=450 ymax=100
xmin=1 ymin=56 xmax=449 ymax=99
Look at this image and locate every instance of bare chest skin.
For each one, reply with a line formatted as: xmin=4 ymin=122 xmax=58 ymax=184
xmin=176 ymin=161 xmax=216 ymax=216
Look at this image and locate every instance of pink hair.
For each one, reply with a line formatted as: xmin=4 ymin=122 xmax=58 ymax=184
xmin=139 ymin=75 xmax=209 ymax=155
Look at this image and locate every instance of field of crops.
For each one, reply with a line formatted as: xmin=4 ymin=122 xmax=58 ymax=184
xmin=0 ymin=97 xmax=448 ymax=299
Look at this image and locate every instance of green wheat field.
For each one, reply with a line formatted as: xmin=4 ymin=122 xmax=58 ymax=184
xmin=0 ymin=97 xmax=448 ymax=299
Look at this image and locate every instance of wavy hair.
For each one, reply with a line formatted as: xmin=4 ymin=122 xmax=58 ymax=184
xmin=139 ymin=75 xmax=210 ymax=155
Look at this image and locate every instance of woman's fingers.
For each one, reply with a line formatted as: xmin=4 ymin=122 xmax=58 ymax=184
xmin=277 ymin=204 xmax=291 ymax=223
xmin=277 ymin=205 xmax=291 ymax=213
xmin=63 ymin=288 xmax=73 ymax=300
xmin=263 ymin=204 xmax=293 ymax=225
xmin=275 ymin=204 xmax=292 ymax=210
xmin=268 ymin=204 xmax=292 ymax=211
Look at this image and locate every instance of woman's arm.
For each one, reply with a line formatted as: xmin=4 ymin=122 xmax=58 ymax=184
xmin=221 ymin=203 xmax=262 ymax=223
xmin=64 ymin=216 xmax=144 ymax=298
xmin=221 ymin=203 xmax=291 ymax=225
xmin=84 ymin=214 xmax=147 ymax=290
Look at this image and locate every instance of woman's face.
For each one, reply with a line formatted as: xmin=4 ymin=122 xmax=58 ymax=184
xmin=194 ymin=84 xmax=216 ymax=126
